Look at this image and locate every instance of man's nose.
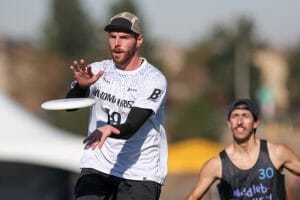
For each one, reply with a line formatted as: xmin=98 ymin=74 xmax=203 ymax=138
xmin=114 ymin=37 xmax=121 ymax=46
xmin=237 ymin=117 xmax=243 ymax=124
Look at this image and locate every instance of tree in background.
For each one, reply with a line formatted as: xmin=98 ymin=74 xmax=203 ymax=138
xmin=168 ymin=97 xmax=222 ymax=141
xmin=288 ymin=45 xmax=300 ymax=112
xmin=41 ymin=0 xmax=101 ymax=135
xmin=186 ymin=17 xmax=260 ymax=103
xmin=169 ymin=16 xmax=261 ymax=141
xmin=109 ymin=0 xmax=138 ymax=15
xmin=42 ymin=0 xmax=97 ymax=59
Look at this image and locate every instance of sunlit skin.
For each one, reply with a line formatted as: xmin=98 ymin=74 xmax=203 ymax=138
xmin=69 ymin=32 xmax=144 ymax=88
xmin=108 ymin=32 xmax=143 ymax=71
xmin=225 ymin=109 xmax=261 ymax=171
xmin=186 ymin=107 xmax=300 ymax=200
xmin=227 ymin=108 xmax=259 ymax=144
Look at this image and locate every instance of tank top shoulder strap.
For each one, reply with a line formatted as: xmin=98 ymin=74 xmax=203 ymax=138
xmin=219 ymin=149 xmax=234 ymax=178
xmin=260 ymin=139 xmax=268 ymax=154
xmin=219 ymin=149 xmax=227 ymax=160
xmin=256 ymin=139 xmax=272 ymax=166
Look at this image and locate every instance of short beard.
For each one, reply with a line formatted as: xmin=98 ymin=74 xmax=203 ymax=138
xmin=112 ymin=48 xmax=135 ymax=68
xmin=233 ymin=128 xmax=256 ymax=144
xmin=234 ymin=133 xmax=252 ymax=144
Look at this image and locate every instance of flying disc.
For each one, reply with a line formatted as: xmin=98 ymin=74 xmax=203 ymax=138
xmin=41 ymin=98 xmax=95 ymax=110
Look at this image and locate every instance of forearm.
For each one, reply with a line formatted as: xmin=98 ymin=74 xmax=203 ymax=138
xmin=186 ymin=193 xmax=200 ymax=200
xmin=109 ymin=107 xmax=153 ymax=139
xmin=186 ymin=187 xmax=208 ymax=200
xmin=65 ymin=83 xmax=90 ymax=98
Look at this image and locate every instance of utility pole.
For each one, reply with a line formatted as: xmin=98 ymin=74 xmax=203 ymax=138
xmin=235 ymin=40 xmax=250 ymax=99
xmin=234 ymin=18 xmax=252 ymax=99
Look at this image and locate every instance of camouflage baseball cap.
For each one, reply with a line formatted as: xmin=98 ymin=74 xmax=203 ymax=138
xmin=104 ymin=12 xmax=142 ymax=35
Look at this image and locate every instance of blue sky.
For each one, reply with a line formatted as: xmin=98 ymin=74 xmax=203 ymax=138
xmin=1 ymin=0 xmax=300 ymax=48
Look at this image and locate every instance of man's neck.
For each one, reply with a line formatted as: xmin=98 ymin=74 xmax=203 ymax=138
xmin=234 ymin=136 xmax=259 ymax=154
xmin=116 ymin=55 xmax=143 ymax=71
xmin=227 ymin=137 xmax=260 ymax=169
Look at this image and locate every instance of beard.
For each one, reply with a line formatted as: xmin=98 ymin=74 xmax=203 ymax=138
xmin=232 ymin=126 xmax=255 ymax=144
xmin=111 ymin=47 xmax=135 ymax=67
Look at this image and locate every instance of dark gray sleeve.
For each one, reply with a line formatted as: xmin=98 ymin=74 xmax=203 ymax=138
xmin=64 ymin=83 xmax=90 ymax=112
xmin=109 ymin=107 xmax=153 ymax=140
xmin=65 ymin=83 xmax=90 ymax=98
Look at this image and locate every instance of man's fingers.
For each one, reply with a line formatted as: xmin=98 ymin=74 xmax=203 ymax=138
xmin=111 ymin=127 xmax=120 ymax=134
xmin=79 ymin=59 xmax=87 ymax=71
xmin=83 ymin=134 xmax=93 ymax=144
xmin=73 ymin=60 xmax=80 ymax=68
xmin=70 ymin=64 xmax=80 ymax=73
xmin=91 ymin=140 xmax=100 ymax=150
xmin=83 ymin=130 xmax=101 ymax=144
xmin=72 ymin=59 xmax=87 ymax=71
xmin=96 ymin=135 xmax=107 ymax=149
xmin=86 ymin=66 xmax=93 ymax=77
xmin=91 ymin=137 xmax=105 ymax=150
xmin=95 ymin=70 xmax=105 ymax=79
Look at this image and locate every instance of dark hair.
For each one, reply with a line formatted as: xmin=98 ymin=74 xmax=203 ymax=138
xmin=228 ymin=99 xmax=259 ymax=121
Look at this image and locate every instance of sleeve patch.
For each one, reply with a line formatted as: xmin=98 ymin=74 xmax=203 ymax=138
xmin=148 ymin=89 xmax=163 ymax=102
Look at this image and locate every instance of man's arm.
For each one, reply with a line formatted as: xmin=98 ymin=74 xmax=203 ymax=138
xmin=186 ymin=156 xmax=221 ymax=200
xmin=66 ymin=59 xmax=104 ymax=99
xmin=65 ymin=83 xmax=90 ymax=98
xmin=272 ymin=143 xmax=300 ymax=176
xmin=110 ymin=107 xmax=153 ymax=139
xmin=83 ymin=107 xmax=153 ymax=149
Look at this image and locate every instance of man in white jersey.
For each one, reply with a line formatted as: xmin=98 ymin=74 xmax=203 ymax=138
xmin=66 ymin=12 xmax=168 ymax=200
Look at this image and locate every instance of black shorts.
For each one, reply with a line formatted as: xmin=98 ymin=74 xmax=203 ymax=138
xmin=74 ymin=168 xmax=161 ymax=200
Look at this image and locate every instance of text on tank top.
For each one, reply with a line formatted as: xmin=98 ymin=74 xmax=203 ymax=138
xmin=217 ymin=140 xmax=286 ymax=200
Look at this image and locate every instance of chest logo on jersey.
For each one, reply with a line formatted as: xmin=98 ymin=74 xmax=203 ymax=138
xmin=93 ymin=89 xmax=134 ymax=108
xmin=102 ymin=76 xmax=111 ymax=84
xmin=127 ymin=87 xmax=137 ymax=92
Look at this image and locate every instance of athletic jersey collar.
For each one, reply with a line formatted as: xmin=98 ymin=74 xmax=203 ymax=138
xmin=114 ymin=58 xmax=147 ymax=75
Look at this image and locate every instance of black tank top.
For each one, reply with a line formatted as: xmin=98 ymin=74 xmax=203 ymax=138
xmin=217 ymin=140 xmax=286 ymax=200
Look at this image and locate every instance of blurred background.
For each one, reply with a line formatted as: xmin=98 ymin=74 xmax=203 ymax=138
xmin=1 ymin=0 xmax=300 ymax=199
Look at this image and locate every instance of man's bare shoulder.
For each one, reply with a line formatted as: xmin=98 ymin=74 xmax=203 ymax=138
xmin=268 ymin=142 xmax=292 ymax=157
xmin=268 ymin=141 xmax=297 ymax=168
xmin=200 ymin=154 xmax=222 ymax=179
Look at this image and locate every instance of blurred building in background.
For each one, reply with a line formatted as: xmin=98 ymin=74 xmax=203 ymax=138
xmin=253 ymin=49 xmax=289 ymax=120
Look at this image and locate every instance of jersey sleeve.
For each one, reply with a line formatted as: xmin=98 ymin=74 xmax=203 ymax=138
xmin=88 ymin=61 xmax=106 ymax=94
xmin=133 ymin=74 xmax=167 ymax=113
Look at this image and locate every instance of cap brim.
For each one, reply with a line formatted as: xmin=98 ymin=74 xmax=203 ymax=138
xmin=104 ymin=25 xmax=135 ymax=34
xmin=227 ymin=99 xmax=259 ymax=120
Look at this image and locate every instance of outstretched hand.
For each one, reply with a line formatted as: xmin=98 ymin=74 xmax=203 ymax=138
xmin=70 ymin=59 xmax=104 ymax=88
xmin=83 ymin=125 xmax=120 ymax=150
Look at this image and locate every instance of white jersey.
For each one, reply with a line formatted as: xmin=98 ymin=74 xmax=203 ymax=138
xmin=79 ymin=58 xmax=168 ymax=184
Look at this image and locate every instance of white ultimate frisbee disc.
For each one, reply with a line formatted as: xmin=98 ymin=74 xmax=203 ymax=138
xmin=41 ymin=98 xmax=95 ymax=110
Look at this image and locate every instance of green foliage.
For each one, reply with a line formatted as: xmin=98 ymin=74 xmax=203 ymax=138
xmin=109 ymin=0 xmax=138 ymax=15
xmin=185 ymin=16 xmax=260 ymax=101
xmin=39 ymin=0 xmax=97 ymax=135
xmin=43 ymin=108 xmax=90 ymax=136
xmin=43 ymin=0 xmax=97 ymax=59
xmin=288 ymin=46 xmax=300 ymax=106
xmin=169 ymin=16 xmax=261 ymax=141
xmin=168 ymin=98 xmax=222 ymax=142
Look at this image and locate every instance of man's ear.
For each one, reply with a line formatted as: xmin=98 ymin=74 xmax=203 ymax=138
xmin=254 ymin=119 xmax=260 ymax=129
xmin=227 ymin=120 xmax=232 ymax=129
xmin=136 ymin=34 xmax=143 ymax=48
